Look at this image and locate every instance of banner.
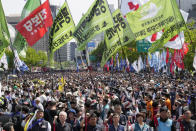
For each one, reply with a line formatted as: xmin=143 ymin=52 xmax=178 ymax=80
xmin=73 ymin=0 xmax=114 ymax=50
xmin=16 ymin=0 xmax=53 ymax=46
xmin=148 ymin=9 xmax=188 ymax=53
xmin=13 ymin=0 xmax=40 ymax=57
xmin=101 ymin=9 xmax=134 ymax=67
xmin=136 ymin=39 xmax=152 ymax=52
xmin=126 ymin=0 xmax=184 ymax=41
xmin=49 ymin=1 xmax=75 ymax=52
xmin=0 ymin=0 xmax=10 ymax=59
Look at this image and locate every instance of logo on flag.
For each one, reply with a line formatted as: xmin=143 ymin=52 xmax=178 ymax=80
xmin=16 ymin=0 xmax=53 ymax=46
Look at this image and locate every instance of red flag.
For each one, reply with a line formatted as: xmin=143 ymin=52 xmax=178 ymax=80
xmin=181 ymin=43 xmax=189 ymax=55
xmin=170 ymin=52 xmax=175 ymax=75
xmin=16 ymin=0 xmax=53 ymax=46
xmin=173 ymin=50 xmax=184 ymax=69
xmin=110 ymin=56 xmax=113 ymax=66
xmin=166 ymin=48 xmax=169 ymax=64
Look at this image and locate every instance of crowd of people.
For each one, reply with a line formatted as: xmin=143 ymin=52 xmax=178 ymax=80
xmin=0 ymin=70 xmax=195 ymax=131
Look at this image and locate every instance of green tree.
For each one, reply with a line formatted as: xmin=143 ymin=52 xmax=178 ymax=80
xmin=37 ymin=51 xmax=48 ymax=67
xmin=20 ymin=47 xmax=48 ymax=68
xmin=90 ymin=40 xmax=106 ymax=62
xmin=5 ymin=49 xmax=14 ymax=69
xmin=184 ymin=20 xmax=196 ymax=71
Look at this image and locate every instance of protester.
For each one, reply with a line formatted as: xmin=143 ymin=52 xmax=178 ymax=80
xmin=150 ymin=106 xmax=176 ymax=131
xmin=0 ymin=70 xmax=195 ymax=131
xmin=176 ymin=110 xmax=196 ymax=130
xmin=53 ymin=111 xmax=72 ymax=131
xmin=27 ymin=109 xmax=51 ymax=131
xmin=130 ymin=113 xmax=150 ymax=131
xmin=109 ymin=113 xmax=125 ymax=131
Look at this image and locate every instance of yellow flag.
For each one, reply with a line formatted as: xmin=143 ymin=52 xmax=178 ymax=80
xmin=58 ymin=85 xmax=63 ymax=92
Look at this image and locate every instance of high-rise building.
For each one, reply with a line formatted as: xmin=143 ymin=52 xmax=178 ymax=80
xmin=54 ymin=42 xmax=77 ymax=62
xmin=176 ymin=0 xmax=193 ymax=11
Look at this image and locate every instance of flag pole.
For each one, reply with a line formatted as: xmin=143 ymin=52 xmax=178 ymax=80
xmin=105 ymin=0 xmax=133 ymax=84
xmin=57 ymin=49 xmax=63 ymax=69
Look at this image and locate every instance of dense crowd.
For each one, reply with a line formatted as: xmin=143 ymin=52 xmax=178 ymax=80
xmin=0 ymin=71 xmax=195 ymax=131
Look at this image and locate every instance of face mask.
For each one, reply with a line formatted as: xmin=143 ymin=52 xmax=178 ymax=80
xmin=50 ymin=110 xmax=57 ymax=116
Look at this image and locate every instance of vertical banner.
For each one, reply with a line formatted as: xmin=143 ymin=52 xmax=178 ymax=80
xmin=13 ymin=0 xmax=40 ymax=57
xmin=16 ymin=0 xmax=53 ymax=46
xmin=0 ymin=0 xmax=10 ymax=59
xmin=49 ymin=1 xmax=75 ymax=52
xmin=73 ymin=0 xmax=114 ymax=50
xmin=101 ymin=9 xmax=134 ymax=67
xmin=126 ymin=0 xmax=185 ymax=41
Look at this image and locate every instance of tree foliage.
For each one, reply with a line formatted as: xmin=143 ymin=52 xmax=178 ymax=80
xmin=20 ymin=47 xmax=48 ymax=68
xmin=5 ymin=49 xmax=14 ymax=69
xmin=183 ymin=20 xmax=196 ymax=71
xmin=90 ymin=40 xmax=106 ymax=62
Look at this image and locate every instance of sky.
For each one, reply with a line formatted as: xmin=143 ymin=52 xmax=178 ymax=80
xmin=1 ymin=0 xmax=119 ymax=24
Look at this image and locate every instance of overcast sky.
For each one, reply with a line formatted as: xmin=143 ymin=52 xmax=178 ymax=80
xmin=1 ymin=0 xmax=119 ymax=24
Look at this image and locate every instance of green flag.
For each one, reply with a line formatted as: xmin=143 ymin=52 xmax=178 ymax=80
xmin=0 ymin=0 xmax=10 ymax=59
xmin=49 ymin=1 xmax=75 ymax=52
xmin=126 ymin=0 xmax=183 ymax=41
xmin=73 ymin=0 xmax=114 ymax=50
xmin=101 ymin=9 xmax=134 ymax=67
xmin=148 ymin=0 xmax=186 ymax=53
xmin=13 ymin=0 xmax=40 ymax=57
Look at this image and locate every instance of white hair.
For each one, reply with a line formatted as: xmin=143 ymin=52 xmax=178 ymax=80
xmin=59 ymin=111 xmax=67 ymax=117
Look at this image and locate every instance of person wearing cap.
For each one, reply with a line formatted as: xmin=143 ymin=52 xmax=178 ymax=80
xmin=150 ymin=106 xmax=176 ymax=131
xmin=176 ymin=110 xmax=196 ymax=131
xmin=108 ymin=113 xmax=125 ymax=131
xmin=53 ymin=111 xmax=72 ymax=131
xmin=130 ymin=113 xmax=150 ymax=131
xmin=27 ymin=109 xmax=51 ymax=131
xmin=66 ymin=109 xmax=80 ymax=130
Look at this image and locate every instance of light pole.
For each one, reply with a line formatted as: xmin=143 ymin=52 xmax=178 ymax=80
xmin=179 ymin=0 xmax=181 ymax=9
xmin=118 ymin=0 xmax=121 ymax=9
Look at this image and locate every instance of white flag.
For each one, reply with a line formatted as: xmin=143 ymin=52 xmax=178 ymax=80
xmin=0 ymin=53 xmax=8 ymax=70
xmin=132 ymin=60 xmax=138 ymax=72
xmin=138 ymin=56 xmax=144 ymax=72
xmin=193 ymin=51 xmax=196 ymax=70
xmin=164 ymin=10 xmax=189 ymax=49
xmin=121 ymin=0 xmax=149 ymax=16
xmin=13 ymin=49 xmax=23 ymax=71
